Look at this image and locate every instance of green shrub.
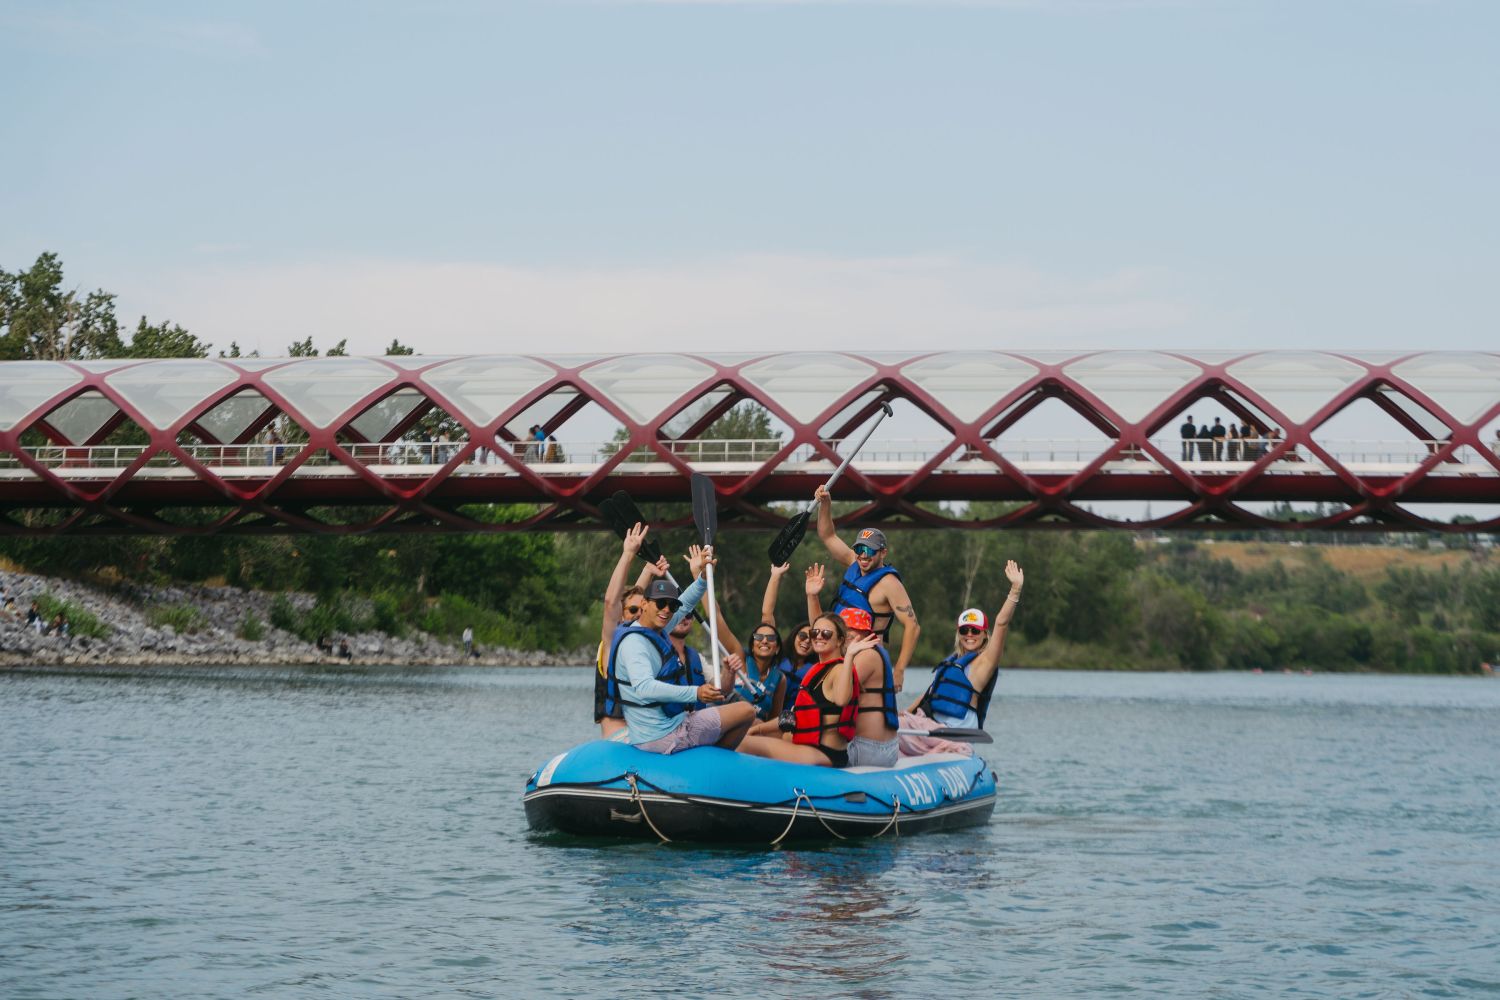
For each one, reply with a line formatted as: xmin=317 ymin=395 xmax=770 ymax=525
xmin=239 ymin=611 xmax=266 ymax=642
xmin=269 ymin=594 xmax=298 ymax=633
xmin=34 ymin=593 xmax=110 ymax=639
xmin=147 ymin=603 xmax=209 ymax=634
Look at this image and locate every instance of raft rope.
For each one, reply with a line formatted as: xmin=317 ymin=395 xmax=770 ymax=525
xmin=625 ymin=773 xmax=674 ymax=844
xmin=770 ymin=789 xmax=902 ymax=846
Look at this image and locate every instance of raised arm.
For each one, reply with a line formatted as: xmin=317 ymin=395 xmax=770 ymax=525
xmin=824 ymin=635 xmax=881 ymax=705
xmin=880 ymin=574 xmax=921 ymax=689
xmin=601 ymin=522 xmax=648 ymax=648
xmin=967 ymin=561 xmax=1024 ymax=689
xmin=633 ymin=554 xmax=668 ymax=592
xmin=761 ymin=562 xmax=791 ymax=627
xmin=814 ymin=486 xmax=856 ymax=567
xmin=805 ymin=563 xmax=826 ymax=625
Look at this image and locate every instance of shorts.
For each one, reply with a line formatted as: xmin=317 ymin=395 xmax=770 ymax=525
xmin=634 ymin=709 xmax=723 ymax=755
xmin=847 ymin=735 xmax=900 ymax=768
xmin=811 ymin=743 xmax=850 ymax=768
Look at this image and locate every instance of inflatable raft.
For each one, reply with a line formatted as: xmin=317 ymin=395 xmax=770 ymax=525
xmin=523 ymin=740 xmax=997 ymax=844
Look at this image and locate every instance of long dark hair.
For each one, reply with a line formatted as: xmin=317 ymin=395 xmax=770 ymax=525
xmin=787 ymin=620 xmax=815 ymax=667
xmin=745 ymin=624 xmax=784 ymax=670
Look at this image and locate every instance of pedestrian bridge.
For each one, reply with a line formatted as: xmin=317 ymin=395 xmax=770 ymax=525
xmin=1 ymin=350 xmax=1497 ymax=534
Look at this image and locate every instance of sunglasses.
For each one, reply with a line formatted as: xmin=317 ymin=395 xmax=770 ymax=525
xmin=794 ymin=631 xmax=811 ymax=642
xmin=752 ymin=633 xmax=779 ymax=643
xmin=809 ymin=628 xmax=836 ymax=641
xmin=958 ymin=625 xmax=986 ymax=636
xmin=623 ymin=605 xmax=643 ymax=616
xmin=651 ymin=599 xmax=682 ymax=613
xmin=853 ymin=544 xmax=879 ymax=557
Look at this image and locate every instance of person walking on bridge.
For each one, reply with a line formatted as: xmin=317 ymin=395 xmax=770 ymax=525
xmin=1179 ymin=415 xmax=1196 ymax=460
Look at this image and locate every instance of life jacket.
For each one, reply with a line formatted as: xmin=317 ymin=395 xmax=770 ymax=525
xmin=678 ymin=644 xmax=708 ymax=711
xmin=788 ymin=658 xmax=860 ymax=747
xmin=739 ymin=656 xmax=789 ymax=721
xmin=780 ymin=659 xmax=812 ymax=717
xmin=916 ymin=650 xmax=997 ymax=728
xmin=853 ymin=643 xmax=901 ymax=732
xmin=832 ymin=562 xmax=902 ymax=640
xmin=602 ymin=624 xmax=695 ymax=720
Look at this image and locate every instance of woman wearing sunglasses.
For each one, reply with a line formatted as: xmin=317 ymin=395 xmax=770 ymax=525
xmin=756 ymin=563 xmax=816 ymax=715
xmin=739 ymin=625 xmax=790 ymax=721
xmin=910 ymin=560 xmax=1025 ymax=730
xmin=737 ymin=614 xmax=883 ymax=766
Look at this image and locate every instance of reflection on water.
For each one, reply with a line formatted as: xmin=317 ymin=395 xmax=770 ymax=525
xmin=3 ymin=666 xmax=1498 ymax=999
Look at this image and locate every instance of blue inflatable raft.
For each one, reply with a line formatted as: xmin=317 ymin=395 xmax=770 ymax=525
xmin=524 ymin=740 xmax=997 ymax=844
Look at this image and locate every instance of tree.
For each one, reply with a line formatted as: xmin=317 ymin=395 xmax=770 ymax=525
xmin=124 ymin=317 xmax=211 ymax=359
xmin=0 ymin=252 xmax=124 ymax=360
xmin=385 ymin=339 xmax=415 ymax=356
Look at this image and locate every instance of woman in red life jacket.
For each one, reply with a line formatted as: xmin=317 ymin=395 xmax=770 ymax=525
xmin=736 ymin=613 xmax=882 ymax=767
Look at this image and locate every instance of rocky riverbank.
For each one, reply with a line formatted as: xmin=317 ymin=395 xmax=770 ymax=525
xmin=0 ymin=569 xmax=586 ymax=668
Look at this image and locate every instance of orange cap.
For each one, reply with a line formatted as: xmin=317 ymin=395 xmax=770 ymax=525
xmin=838 ymin=607 xmax=874 ymax=631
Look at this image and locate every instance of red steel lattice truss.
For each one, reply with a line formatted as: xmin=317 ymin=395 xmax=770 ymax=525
xmin=0 ymin=350 xmax=1498 ymax=535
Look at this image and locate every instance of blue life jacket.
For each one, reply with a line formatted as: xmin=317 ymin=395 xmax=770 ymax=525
xmin=602 ymin=624 xmax=695 ymax=720
xmin=680 ymin=644 xmax=708 ymax=711
xmin=854 ymin=644 xmax=901 ymax=732
xmin=780 ymin=659 xmax=812 ymax=716
xmin=916 ymin=650 xmax=997 ymax=728
xmin=832 ymin=562 xmax=902 ymax=640
xmin=739 ymin=655 xmax=789 ymax=721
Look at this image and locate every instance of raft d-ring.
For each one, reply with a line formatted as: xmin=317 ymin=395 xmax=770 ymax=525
xmin=770 ymin=788 xmax=811 ymax=847
xmin=626 ymin=773 xmax=673 ymax=844
xmin=872 ymin=794 xmax=902 ymax=839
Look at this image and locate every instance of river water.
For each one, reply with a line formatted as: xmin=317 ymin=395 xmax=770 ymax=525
xmin=2 ymin=665 xmax=1497 ymax=998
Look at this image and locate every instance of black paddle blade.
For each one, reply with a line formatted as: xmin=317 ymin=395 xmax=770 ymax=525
xmin=597 ymin=497 xmax=629 ymax=539
xmin=767 ymin=510 xmax=810 ymax=565
xmin=689 ymin=473 xmax=718 ymax=547
xmin=608 ymin=490 xmax=663 ymax=563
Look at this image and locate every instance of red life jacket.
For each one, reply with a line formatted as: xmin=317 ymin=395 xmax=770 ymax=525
xmin=789 ymin=658 xmax=861 ymax=747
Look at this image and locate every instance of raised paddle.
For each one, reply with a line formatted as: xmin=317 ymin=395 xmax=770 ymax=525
xmin=896 ymin=727 xmax=993 ymax=744
xmin=689 ymin=473 xmax=723 ymax=690
xmin=767 ymin=401 xmax=895 ymax=565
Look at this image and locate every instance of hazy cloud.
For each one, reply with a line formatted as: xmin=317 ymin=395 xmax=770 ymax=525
xmin=116 ymin=253 xmax=1196 ymax=357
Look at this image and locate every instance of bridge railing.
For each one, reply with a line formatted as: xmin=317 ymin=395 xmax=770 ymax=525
xmin=1 ymin=437 xmax=1495 ymax=475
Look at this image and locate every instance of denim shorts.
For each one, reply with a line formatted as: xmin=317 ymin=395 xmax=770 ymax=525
xmin=847 ymin=735 xmax=900 ymax=768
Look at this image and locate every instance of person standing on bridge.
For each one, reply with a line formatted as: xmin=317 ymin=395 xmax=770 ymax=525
xmin=1179 ymin=415 xmax=1196 ymax=460
xmin=812 ymin=485 xmax=920 ymax=692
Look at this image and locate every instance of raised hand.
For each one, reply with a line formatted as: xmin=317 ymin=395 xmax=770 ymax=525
xmin=1005 ymin=560 xmax=1024 ymax=589
xmin=687 ymin=543 xmax=716 ymax=580
xmin=622 ymin=521 xmax=647 ymax=556
xmin=814 ymin=484 xmax=831 ymax=506
xmin=805 ymin=562 xmax=826 ymax=596
xmin=769 ymin=562 xmax=790 ymax=579
xmin=645 ymin=555 xmax=669 ymax=579
xmin=846 ymin=633 xmax=882 ymax=658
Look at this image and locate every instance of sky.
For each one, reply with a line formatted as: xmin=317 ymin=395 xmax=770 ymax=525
xmin=1 ymin=0 xmax=1496 ymax=359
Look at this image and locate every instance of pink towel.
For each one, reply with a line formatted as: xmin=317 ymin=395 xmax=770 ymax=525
xmin=898 ymin=710 xmax=974 ymax=757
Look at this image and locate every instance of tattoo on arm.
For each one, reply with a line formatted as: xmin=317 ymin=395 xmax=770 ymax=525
xmin=895 ymin=603 xmax=917 ymax=623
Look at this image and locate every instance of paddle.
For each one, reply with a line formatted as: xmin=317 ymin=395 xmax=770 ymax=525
xmin=603 ymin=490 xmax=765 ymax=696
xmin=767 ymin=401 xmax=895 ymax=565
xmin=896 ymin=727 xmax=993 ymax=744
xmin=689 ymin=473 xmax=723 ymax=690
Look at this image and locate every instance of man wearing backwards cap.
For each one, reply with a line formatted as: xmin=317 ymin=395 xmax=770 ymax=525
xmin=813 ymin=485 xmax=921 ymax=691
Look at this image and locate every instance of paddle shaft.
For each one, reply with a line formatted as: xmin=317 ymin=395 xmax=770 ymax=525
xmin=800 ymin=401 xmax=894 ymax=515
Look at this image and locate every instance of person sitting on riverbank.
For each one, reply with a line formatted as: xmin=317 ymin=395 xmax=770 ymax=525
xmin=602 ymin=548 xmax=755 ymax=755
xmin=26 ymin=602 xmax=42 ymax=633
xmin=901 ymin=560 xmax=1025 ymax=755
xmin=595 ymin=522 xmax=669 ymax=738
xmin=813 ymin=485 xmax=920 ymax=690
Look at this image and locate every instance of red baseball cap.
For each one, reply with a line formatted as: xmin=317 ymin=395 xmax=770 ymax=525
xmin=956 ymin=608 xmax=988 ymax=630
xmin=838 ymin=607 xmax=873 ymax=631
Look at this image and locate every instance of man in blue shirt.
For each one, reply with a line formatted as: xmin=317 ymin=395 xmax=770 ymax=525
xmin=611 ymin=547 xmax=756 ymax=754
